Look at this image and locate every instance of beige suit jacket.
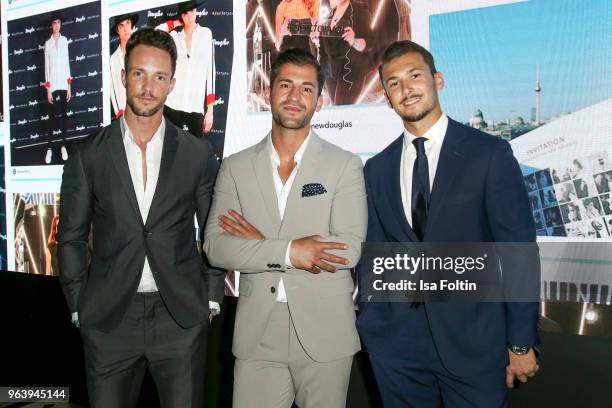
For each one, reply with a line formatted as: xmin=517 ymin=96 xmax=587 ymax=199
xmin=204 ymin=132 xmax=367 ymax=362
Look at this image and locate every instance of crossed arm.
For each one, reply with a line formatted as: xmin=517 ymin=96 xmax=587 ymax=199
xmin=203 ymin=155 xmax=367 ymax=274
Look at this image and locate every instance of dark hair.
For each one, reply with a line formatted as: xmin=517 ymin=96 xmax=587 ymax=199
xmin=124 ymin=27 xmax=177 ymax=76
xmin=270 ymin=48 xmax=324 ymax=96
xmin=378 ymin=40 xmax=437 ymax=86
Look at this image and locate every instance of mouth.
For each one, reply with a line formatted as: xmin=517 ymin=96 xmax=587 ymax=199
xmin=401 ymin=96 xmax=421 ymax=107
xmin=282 ymin=105 xmax=303 ymax=113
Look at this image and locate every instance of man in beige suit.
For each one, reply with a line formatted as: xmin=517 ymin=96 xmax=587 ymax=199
xmin=203 ymin=48 xmax=367 ymax=407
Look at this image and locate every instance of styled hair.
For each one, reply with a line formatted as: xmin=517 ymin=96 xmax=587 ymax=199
xmin=124 ymin=27 xmax=177 ymax=76
xmin=270 ymin=48 xmax=325 ymax=96
xmin=378 ymin=40 xmax=437 ymax=85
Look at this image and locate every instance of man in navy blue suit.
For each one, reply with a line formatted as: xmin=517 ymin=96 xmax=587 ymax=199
xmin=356 ymin=41 xmax=539 ymax=407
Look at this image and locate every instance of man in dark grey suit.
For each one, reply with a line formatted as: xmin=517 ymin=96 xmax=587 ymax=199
xmin=58 ymin=27 xmax=224 ymax=408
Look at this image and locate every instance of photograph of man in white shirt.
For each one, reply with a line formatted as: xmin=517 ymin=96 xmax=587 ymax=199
xmin=44 ymin=12 xmax=72 ymax=164
xmin=109 ymin=13 xmax=139 ymax=120
xmin=157 ymin=1 xmax=216 ymax=139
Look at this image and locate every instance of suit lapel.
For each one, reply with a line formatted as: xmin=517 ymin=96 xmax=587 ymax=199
xmin=278 ymin=133 xmax=324 ymax=237
xmin=252 ymin=136 xmax=282 ymax=232
xmin=109 ymin=120 xmax=142 ymax=225
xmin=425 ymin=119 xmax=465 ymax=238
xmin=382 ymin=134 xmax=420 ymax=242
xmin=146 ymin=120 xmax=178 ymax=226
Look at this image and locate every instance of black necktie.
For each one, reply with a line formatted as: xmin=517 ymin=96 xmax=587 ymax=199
xmin=411 ymin=137 xmax=430 ymax=241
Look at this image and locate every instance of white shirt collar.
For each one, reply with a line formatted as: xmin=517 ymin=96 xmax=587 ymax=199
xmin=121 ymin=116 xmax=165 ymax=146
xmin=268 ymin=130 xmax=312 ymax=167
xmin=403 ymin=113 xmax=448 ymax=150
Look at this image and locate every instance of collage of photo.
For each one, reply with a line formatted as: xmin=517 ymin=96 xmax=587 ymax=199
xmin=246 ymin=0 xmax=411 ymax=112
xmin=526 ymin=151 xmax=612 ymax=238
xmin=108 ymin=0 xmax=233 ymax=157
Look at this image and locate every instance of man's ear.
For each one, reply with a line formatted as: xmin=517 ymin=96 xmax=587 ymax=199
xmin=264 ymin=85 xmax=271 ymax=106
xmin=434 ymin=71 xmax=445 ymax=92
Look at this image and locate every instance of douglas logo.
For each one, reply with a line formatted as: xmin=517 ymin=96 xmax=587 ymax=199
xmin=27 ymin=65 xmax=36 ymax=71
xmin=76 ymin=125 xmax=85 ymax=131
xmin=88 ymin=33 xmax=99 ymax=40
xmin=18 ymin=119 xmax=27 ymax=125
xmin=28 ymin=100 xmax=38 ymax=106
xmin=30 ymin=133 xmax=40 ymax=139
xmin=16 ymin=85 xmax=25 ymax=91
xmin=196 ymin=9 xmax=208 ymax=16
xmin=53 ymin=130 xmax=63 ymax=135
xmin=76 ymin=54 xmax=85 ymax=61
xmin=88 ymin=71 xmax=98 ymax=77
xmin=25 ymin=27 xmax=35 ymax=34
xmin=76 ymin=16 xmax=86 ymax=23
xmin=213 ymin=38 xmax=230 ymax=47
xmin=41 ymin=115 xmax=49 ymax=120
xmin=67 ymin=111 xmax=74 ymax=116
xmin=75 ymin=91 xmax=85 ymax=97
xmin=88 ymin=107 xmax=98 ymax=112
xmin=148 ymin=10 xmax=163 ymax=18
xmin=14 ymin=49 xmax=24 ymax=55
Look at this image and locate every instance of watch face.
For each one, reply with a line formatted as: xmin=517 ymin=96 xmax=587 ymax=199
xmin=511 ymin=345 xmax=529 ymax=355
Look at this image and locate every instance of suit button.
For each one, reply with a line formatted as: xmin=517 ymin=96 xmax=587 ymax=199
xmin=267 ymin=263 xmax=273 ymax=268
xmin=270 ymin=287 xmax=276 ymax=294
xmin=143 ymin=230 xmax=151 ymax=237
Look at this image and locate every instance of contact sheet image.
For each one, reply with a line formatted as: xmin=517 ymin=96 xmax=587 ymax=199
xmin=246 ymin=0 xmax=412 ymax=112
xmin=108 ymin=0 xmax=234 ymax=157
xmin=7 ymin=1 xmax=102 ymax=167
xmin=13 ymin=193 xmax=60 ymax=276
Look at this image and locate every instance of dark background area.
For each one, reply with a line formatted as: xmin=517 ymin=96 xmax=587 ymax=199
xmin=1 ymin=272 xmax=611 ymax=407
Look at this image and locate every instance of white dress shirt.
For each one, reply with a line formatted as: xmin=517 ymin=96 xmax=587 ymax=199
xmin=400 ymin=114 xmax=448 ymax=226
xmin=157 ymin=23 xmax=216 ymax=114
xmin=268 ymin=132 xmax=311 ymax=302
xmin=44 ymin=35 xmax=72 ymax=93
xmin=110 ymin=46 xmax=126 ymax=116
xmin=121 ymin=118 xmax=165 ymax=292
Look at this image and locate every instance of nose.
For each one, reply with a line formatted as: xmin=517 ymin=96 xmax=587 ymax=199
xmin=287 ymin=85 xmax=301 ymax=101
xmin=401 ymin=80 xmax=413 ymax=97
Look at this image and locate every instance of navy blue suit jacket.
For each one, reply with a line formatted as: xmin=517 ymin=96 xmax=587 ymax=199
xmin=356 ymin=118 xmax=539 ymax=377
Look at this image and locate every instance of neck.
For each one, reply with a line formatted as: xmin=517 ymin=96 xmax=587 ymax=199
xmin=403 ymin=108 xmax=443 ymax=137
xmin=52 ymin=32 xmax=60 ymax=39
xmin=123 ymin=106 xmax=163 ymax=146
xmin=185 ymin=24 xmax=195 ymax=35
xmin=119 ymin=40 xmax=128 ymax=55
xmin=271 ymin=123 xmax=310 ymax=161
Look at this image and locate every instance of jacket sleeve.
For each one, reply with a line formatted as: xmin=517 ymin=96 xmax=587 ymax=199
xmin=317 ymin=154 xmax=367 ymax=269
xmin=203 ymin=157 xmax=291 ymax=273
xmin=485 ymin=139 xmax=540 ymax=347
xmin=57 ymin=143 xmax=93 ymax=313
xmin=194 ymin=142 xmax=226 ymax=305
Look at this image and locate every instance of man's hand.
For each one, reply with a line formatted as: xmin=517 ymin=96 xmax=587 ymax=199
xmin=219 ymin=210 xmax=264 ymax=240
xmin=66 ymin=87 xmax=71 ymax=102
xmin=506 ymin=349 xmax=539 ymax=388
xmin=47 ymin=89 xmax=54 ymax=104
xmin=290 ymin=235 xmax=349 ymax=274
xmin=203 ymin=108 xmax=213 ymax=133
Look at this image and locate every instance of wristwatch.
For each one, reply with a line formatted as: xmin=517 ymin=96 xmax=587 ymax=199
xmin=509 ymin=345 xmax=530 ymax=356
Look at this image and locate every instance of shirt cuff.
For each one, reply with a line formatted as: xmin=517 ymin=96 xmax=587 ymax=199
xmin=285 ymin=241 xmax=294 ymax=268
xmin=209 ymin=301 xmax=221 ymax=316
xmin=71 ymin=312 xmax=79 ymax=327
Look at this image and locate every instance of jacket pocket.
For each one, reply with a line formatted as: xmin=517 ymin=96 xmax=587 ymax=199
xmin=318 ymin=278 xmax=355 ymax=298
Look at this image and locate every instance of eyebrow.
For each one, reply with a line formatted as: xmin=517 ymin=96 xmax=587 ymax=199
xmin=278 ymin=79 xmax=316 ymax=87
xmin=385 ymin=67 xmax=422 ymax=83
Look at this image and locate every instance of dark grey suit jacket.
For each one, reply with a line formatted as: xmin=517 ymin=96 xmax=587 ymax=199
xmin=58 ymin=118 xmax=225 ymax=332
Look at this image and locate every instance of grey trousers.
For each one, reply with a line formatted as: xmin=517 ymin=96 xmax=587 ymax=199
xmin=233 ymin=302 xmax=353 ymax=408
xmin=80 ymin=292 xmax=208 ymax=408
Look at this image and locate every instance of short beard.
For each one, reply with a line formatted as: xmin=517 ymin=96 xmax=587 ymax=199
xmin=400 ymin=106 xmax=433 ymax=123
xmin=126 ymin=97 xmax=164 ymax=118
xmin=271 ymin=110 xmax=311 ymax=130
